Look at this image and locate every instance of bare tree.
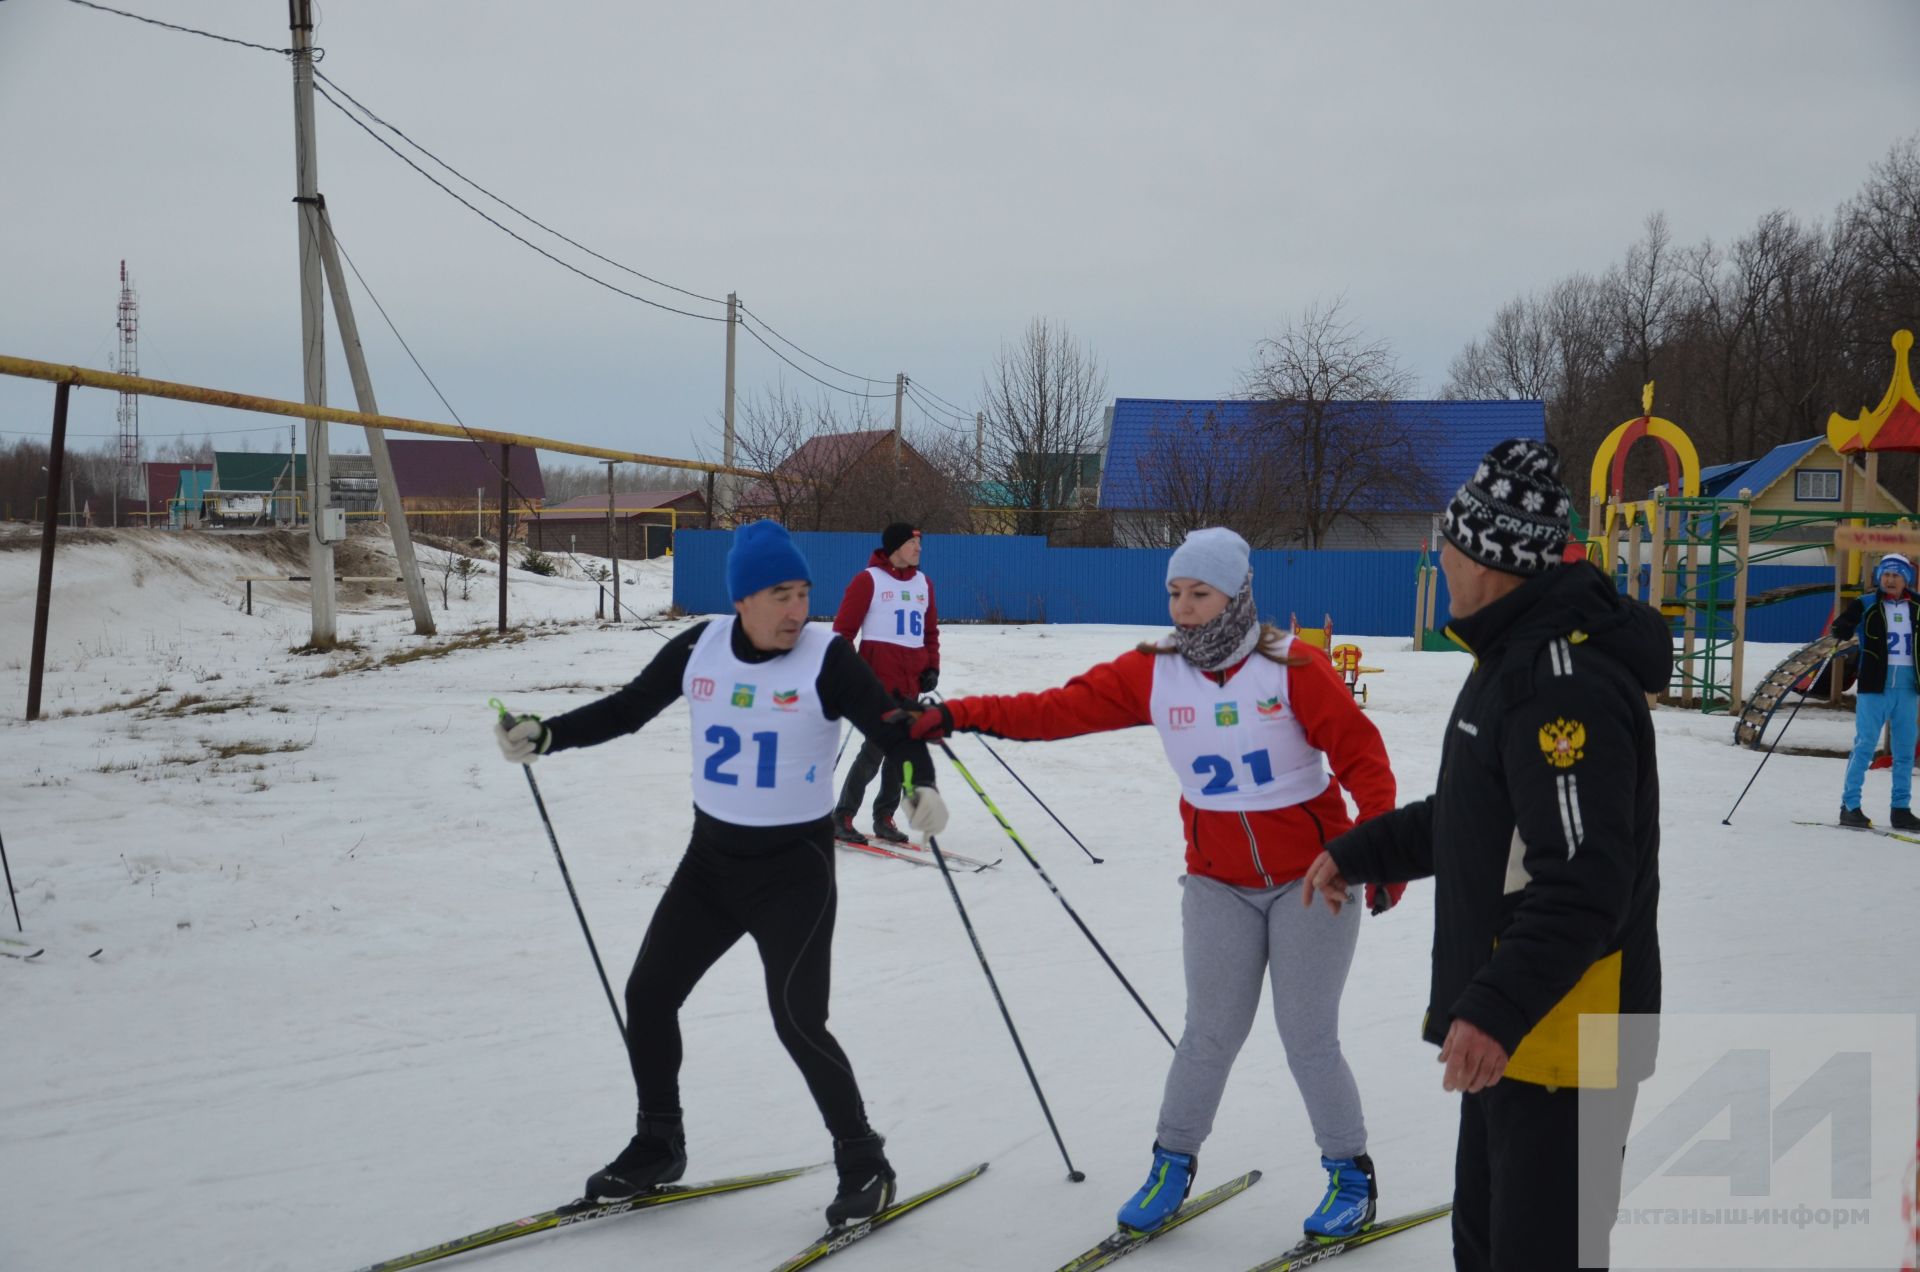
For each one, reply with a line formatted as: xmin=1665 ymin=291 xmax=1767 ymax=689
xmin=1116 ymin=406 xmax=1296 ymax=548
xmin=1239 ymin=299 xmax=1440 ymax=548
xmin=978 ymin=317 xmax=1109 ymax=537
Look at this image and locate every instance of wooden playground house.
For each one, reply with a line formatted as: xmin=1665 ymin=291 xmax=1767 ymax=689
xmin=1587 ymin=333 xmax=1920 ymax=718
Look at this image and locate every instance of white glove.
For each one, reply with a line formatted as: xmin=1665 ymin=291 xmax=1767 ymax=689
xmin=902 ymin=785 xmax=949 ymax=838
xmin=495 ymin=715 xmax=550 ymax=765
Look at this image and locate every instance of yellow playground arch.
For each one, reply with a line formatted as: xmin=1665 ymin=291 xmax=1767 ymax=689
xmin=1586 ymin=382 xmax=1701 ymax=571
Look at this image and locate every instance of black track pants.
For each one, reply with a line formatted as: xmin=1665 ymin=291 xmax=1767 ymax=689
xmin=1452 ymin=1078 xmax=1639 ymax=1271
xmin=835 ymin=736 xmax=903 ymax=823
xmin=623 ymin=821 xmax=870 ymax=1141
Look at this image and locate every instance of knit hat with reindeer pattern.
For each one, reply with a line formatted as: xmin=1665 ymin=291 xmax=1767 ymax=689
xmin=1442 ymin=438 xmax=1571 ymax=577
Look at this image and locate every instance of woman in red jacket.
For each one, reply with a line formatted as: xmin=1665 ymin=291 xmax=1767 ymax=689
xmin=912 ymin=527 xmax=1400 ymax=1241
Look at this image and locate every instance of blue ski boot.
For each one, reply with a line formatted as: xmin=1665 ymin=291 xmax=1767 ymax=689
xmin=1303 ymin=1153 xmax=1376 ymax=1239
xmin=1116 ymin=1143 xmax=1195 ymax=1234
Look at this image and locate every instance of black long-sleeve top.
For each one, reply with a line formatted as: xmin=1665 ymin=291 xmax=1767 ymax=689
xmin=542 ymin=619 xmax=934 ymax=852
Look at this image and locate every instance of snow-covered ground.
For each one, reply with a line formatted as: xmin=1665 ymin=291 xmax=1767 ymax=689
xmin=0 ymin=529 xmax=1914 ymax=1271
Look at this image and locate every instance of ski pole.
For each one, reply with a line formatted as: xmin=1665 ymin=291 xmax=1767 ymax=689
xmin=905 ymin=762 xmax=1085 ymax=1183
xmin=1722 ymin=650 xmax=1838 ymax=825
xmin=931 ymin=694 xmax=1101 ymax=864
xmin=937 ymin=740 xmax=1175 ymax=1049
xmin=489 ymin=699 xmax=627 ymax=1045
xmin=0 ymin=825 xmax=20 ymax=933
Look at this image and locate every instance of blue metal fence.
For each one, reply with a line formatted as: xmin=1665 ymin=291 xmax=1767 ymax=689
xmin=673 ymin=531 xmax=1437 ymax=635
xmin=673 ymin=530 xmax=1847 ymax=645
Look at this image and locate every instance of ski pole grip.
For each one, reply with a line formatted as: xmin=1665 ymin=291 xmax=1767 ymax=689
xmin=488 ymin=697 xmax=510 ymax=722
xmin=902 ymin=760 xmax=915 ymax=797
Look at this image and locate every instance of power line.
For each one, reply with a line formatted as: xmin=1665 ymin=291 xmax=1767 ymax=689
xmin=911 ymin=377 xmax=976 ymax=418
xmin=315 ymin=70 xmax=727 ymax=309
xmin=312 ymin=81 xmax=725 ymax=323
xmin=736 ymin=303 xmax=889 ymax=385
xmin=904 ymin=385 xmax=975 ymax=437
xmin=735 ymin=316 xmax=898 ymax=400
xmin=904 ymin=381 xmax=972 ymax=424
xmin=63 ymin=0 xmax=297 ymax=56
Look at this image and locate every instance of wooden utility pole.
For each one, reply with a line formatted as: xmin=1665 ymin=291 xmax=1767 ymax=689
xmin=498 ymin=444 xmax=511 ymax=634
xmin=721 ymin=291 xmax=738 ymax=524
xmin=289 ymin=0 xmax=335 ymax=644
xmin=26 ymin=383 xmax=70 ymax=721
xmin=310 ymin=201 xmax=435 ymax=635
xmin=605 ymin=460 xmax=620 ymax=622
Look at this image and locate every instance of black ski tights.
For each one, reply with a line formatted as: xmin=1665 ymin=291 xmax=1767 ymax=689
xmin=623 ymin=819 xmax=870 ymax=1141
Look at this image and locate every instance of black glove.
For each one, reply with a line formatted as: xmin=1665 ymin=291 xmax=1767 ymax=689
xmin=918 ymin=667 xmax=940 ymax=693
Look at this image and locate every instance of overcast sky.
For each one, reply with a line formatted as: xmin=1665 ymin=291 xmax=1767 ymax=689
xmin=2 ymin=0 xmax=1915 ymax=475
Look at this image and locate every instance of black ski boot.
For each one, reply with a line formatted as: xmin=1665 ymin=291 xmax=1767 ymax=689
xmin=833 ymin=812 xmax=867 ymax=845
xmin=871 ymin=816 xmax=909 ymax=845
xmin=1891 ymin=807 xmax=1920 ymax=831
xmin=824 ymin=1131 xmax=897 ymax=1228
xmin=585 ymin=1113 xmax=687 ymax=1202
xmin=1839 ymin=805 xmax=1873 ymax=829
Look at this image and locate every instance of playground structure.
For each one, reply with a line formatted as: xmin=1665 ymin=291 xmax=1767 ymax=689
xmin=1290 ymin=612 xmax=1379 ymax=704
xmin=1584 ymin=333 xmax=1920 ymax=727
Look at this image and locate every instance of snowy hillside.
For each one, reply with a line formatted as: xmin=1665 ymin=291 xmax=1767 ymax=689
xmin=0 ymin=530 xmax=1914 ymax=1271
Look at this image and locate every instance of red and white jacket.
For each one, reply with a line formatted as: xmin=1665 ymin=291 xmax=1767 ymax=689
xmin=832 ymin=550 xmax=940 ymax=700
xmin=944 ymin=640 xmax=1398 ymax=892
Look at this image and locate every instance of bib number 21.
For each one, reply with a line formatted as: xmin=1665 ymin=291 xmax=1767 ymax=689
xmin=704 ymin=725 xmax=778 ymax=787
xmin=1191 ymin=749 xmax=1275 ymax=795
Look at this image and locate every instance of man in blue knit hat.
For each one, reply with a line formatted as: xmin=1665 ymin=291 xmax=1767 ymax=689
xmin=490 ymin=519 xmax=948 ymax=1229
xmin=1833 ymin=552 xmax=1920 ymax=829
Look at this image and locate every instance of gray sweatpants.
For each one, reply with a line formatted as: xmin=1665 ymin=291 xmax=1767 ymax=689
xmin=1155 ymin=871 xmax=1367 ymax=1159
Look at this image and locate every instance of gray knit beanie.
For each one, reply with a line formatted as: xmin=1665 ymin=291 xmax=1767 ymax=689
xmin=1166 ymin=527 xmax=1251 ymax=593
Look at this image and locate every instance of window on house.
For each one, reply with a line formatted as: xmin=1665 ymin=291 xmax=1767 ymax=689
xmin=1795 ymin=469 xmax=1841 ymax=502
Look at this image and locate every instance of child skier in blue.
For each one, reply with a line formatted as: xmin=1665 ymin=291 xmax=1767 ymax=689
xmin=1834 ymin=552 xmax=1920 ymax=829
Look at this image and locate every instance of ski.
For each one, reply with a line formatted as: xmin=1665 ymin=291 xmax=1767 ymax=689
xmin=835 ymin=838 xmax=998 ymax=872
xmin=892 ymin=838 xmax=1001 ymax=871
xmin=768 ymin=1160 xmax=988 ymax=1271
xmin=345 ymin=1162 xmax=823 ymax=1272
xmin=0 ymin=934 xmax=99 ymax=960
xmin=1241 ymin=1201 xmax=1452 ymax=1270
xmin=1793 ymin=819 xmax=1920 ymax=845
xmin=1052 ymin=1169 xmax=1263 ymax=1272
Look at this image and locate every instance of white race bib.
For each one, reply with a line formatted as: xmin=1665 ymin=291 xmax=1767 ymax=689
xmin=682 ymin=619 xmax=841 ymax=825
xmin=1889 ymin=601 xmax=1914 ymax=668
xmin=857 ymin=567 xmax=930 ymax=649
xmin=1147 ymin=637 xmax=1330 ymax=813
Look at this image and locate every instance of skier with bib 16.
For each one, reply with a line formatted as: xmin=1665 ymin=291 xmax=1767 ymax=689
xmin=494 ymin=520 xmax=948 ymax=1228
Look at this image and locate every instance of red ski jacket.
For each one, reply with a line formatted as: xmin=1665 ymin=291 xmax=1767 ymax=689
xmin=943 ymin=643 xmax=1400 ymax=895
xmin=831 ymin=551 xmax=940 ymax=700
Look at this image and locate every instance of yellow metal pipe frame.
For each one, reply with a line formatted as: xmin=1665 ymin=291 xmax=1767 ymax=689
xmin=0 ymin=354 xmax=772 ymax=480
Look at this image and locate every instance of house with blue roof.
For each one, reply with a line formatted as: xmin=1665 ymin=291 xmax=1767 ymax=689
xmin=1653 ymin=435 xmax=1907 ymax=538
xmin=1097 ymin=396 xmax=1547 ymax=549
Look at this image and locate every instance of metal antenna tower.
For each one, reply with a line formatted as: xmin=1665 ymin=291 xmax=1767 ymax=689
xmin=115 ymin=260 xmax=140 ymax=469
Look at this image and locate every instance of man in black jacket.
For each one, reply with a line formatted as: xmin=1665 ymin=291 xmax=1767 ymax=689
xmin=1304 ymin=439 xmax=1668 ymax=1270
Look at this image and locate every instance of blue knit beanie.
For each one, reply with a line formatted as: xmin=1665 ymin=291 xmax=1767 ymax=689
xmin=1167 ymin=527 xmax=1251 ymax=594
xmin=727 ymin=520 xmax=811 ymax=601
xmin=1876 ymin=553 xmax=1916 ymax=591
